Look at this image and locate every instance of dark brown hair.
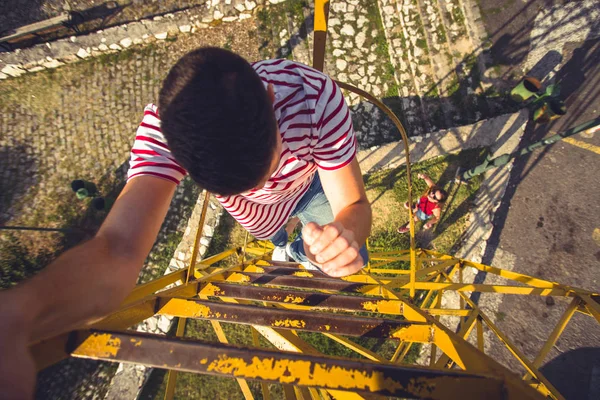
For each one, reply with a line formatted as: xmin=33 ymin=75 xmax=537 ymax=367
xmin=427 ymin=185 xmax=448 ymax=203
xmin=159 ymin=47 xmax=278 ymax=195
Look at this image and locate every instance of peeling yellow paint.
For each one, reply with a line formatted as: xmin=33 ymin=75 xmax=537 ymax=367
xmin=293 ymin=271 xmax=313 ymax=277
xmin=362 ymin=301 xmax=378 ymax=312
xmin=200 ymin=358 xmax=208 ymax=364
xmin=129 ymin=338 xmax=143 ymax=347
xmin=253 ymin=266 xmax=265 ymax=273
xmin=202 ymin=282 xmax=224 ymax=296
xmin=361 ymin=300 xmax=399 ymax=314
xmin=229 ymin=272 xmax=251 ymax=282
xmin=284 ymin=294 xmax=305 ymax=304
xmin=204 ymin=354 xmax=412 ymax=392
xmin=273 ymin=319 xmax=306 ymax=328
xmin=75 ymin=333 xmax=121 ymax=358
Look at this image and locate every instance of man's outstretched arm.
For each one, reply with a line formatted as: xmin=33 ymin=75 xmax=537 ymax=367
xmin=303 ymin=158 xmax=372 ymax=277
xmin=0 ymin=176 xmax=176 ymax=399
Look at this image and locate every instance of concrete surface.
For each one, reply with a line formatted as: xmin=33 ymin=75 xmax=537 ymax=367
xmin=357 ymin=109 xmax=529 ymax=174
xmin=471 ymin=1 xmax=600 ymax=399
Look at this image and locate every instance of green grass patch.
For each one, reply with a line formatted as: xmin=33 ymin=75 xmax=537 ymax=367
xmin=362 ymin=0 xmax=400 ymax=98
xmin=436 ymin=24 xmax=448 ymax=43
xmin=365 ymin=148 xmax=487 ymax=255
xmin=255 ymin=0 xmax=309 ymax=60
xmin=415 ymin=38 xmax=428 ymax=50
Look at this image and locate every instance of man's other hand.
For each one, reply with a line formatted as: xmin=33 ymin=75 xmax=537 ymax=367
xmin=302 ymin=221 xmax=364 ymax=277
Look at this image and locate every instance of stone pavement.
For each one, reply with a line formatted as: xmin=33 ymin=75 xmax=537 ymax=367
xmin=1 ymin=16 xmax=261 ymax=399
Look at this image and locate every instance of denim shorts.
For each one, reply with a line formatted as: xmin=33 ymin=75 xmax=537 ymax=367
xmin=415 ymin=199 xmax=432 ymax=221
xmin=270 ymin=173 xmax=369 ymax=266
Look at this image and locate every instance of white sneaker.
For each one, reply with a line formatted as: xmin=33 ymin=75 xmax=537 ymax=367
xmin=271 ymin=246 xmax=289 ymax=262
xmin=285 ymin=243 xmax=319 ymax=270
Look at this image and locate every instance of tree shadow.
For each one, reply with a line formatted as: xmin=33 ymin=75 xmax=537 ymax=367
xmin=539 ymin=347 xmax=600 ymax=400
xmin=0 ymin=1 xmax=129 ymax=52
xmin=0 ymin=142 xmax=39 ymax=226
xmin=0 ymin=0 xmax=46 ymax=36
xmin=479 ymin=36 xmax=600 ymax=272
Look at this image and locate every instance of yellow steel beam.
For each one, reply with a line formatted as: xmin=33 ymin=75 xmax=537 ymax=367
xmin=426 ymin=308 xmax=471 ymax=317
xmin=424 ymin=249 xmax=595 ymax=295
xmin=283 ymin=385 xmax=297 ymax=400
xmin=391 ymin=342 xmax=413 ymax=364
xmin=478 ymin=312 xmax=564 ymax=400
xmin=156 ymin=297 xmax=434 ymax=342
xmin=476 ymin=316 xmax=484 ymax=352
xmin=295 ymin=386 xmax=313 ymax=400
xmin=163 ymin=317 xmax=187 ymax=400
xmin=523 ymin=297 xmax=580 ymax=381
xmin=433 ymin=310 xmax=479 ymax=368
xmin=210 ymin=320 xmax=255 ymax=400
xmin=165 ymin=191 xmax=210 ymax=400
xmin=69 ymin=330 xmax=517 ymax=399
xmin=321 ymin=333 xmax=386 ymax=362
xmin=334 ymin=81 xmax=417 ymax=298
xmin=312 ymin=0 xmax=329 ymax=71
xmin=123 ymin=269 xmax=187 ymax=305
xmin=579 ymin=294 xmax=600 ymax=324
xmin=391 ymin=263 xmax=461 ymax=366
xmin=452 ymin=289 xmax=565 ymax=400
xmin=251 ymin=328 xmax=272 ymax=400
xmin=397 ymin=300 xmax=544 ymax=399
xmin=401 ymin=282 xmax=579 ymax=296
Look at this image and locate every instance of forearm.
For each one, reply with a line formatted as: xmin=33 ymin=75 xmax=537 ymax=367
xmin=423 ymin=175 xmax=435 ymax=187
xmin=333 ymin=199 xmax=372 ymax=246
xmin=1 ymin=234 xmax=142 ymax=344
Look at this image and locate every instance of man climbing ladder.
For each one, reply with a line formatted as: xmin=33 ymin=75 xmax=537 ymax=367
xmin=0 ymin=47 xmax=372 ymax=398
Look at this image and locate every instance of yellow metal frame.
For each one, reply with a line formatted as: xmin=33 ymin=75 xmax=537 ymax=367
xmin=28 ymin=1 xmax=600 ymax=399
xmin=30 ymin=240 xmax=599 ymax=399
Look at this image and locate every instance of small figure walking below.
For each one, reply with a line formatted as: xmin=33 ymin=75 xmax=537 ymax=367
xmin=397 ymin=173 xmax=448 ymax=234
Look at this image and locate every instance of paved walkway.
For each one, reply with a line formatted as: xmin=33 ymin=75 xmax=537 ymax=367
xmin=464 ymin=1 xmax=600 ymax=398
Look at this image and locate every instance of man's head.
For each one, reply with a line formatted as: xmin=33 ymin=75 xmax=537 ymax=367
xmin=159 ymin=47 xmax=280 ymax=196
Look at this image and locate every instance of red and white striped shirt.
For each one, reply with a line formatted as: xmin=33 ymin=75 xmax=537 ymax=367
xmin=127 ymin=59 xmax=356 ymax=239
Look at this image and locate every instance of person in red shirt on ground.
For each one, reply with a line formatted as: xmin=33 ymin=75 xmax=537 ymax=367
xmin=397 ymin=173 xmax=448 ymax=233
